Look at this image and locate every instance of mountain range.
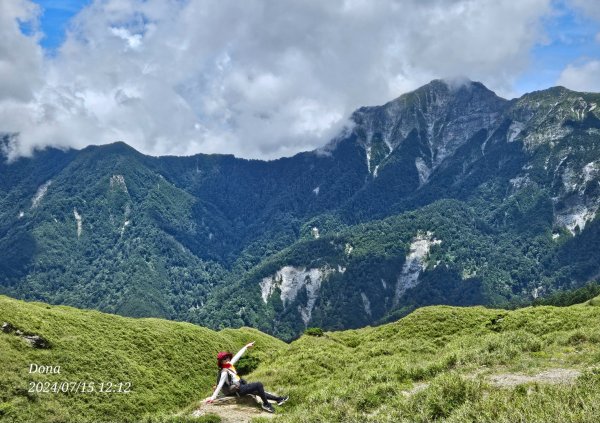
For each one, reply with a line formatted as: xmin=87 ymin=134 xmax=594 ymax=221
xmin=1 ymin=79 xmax=600 ymax=340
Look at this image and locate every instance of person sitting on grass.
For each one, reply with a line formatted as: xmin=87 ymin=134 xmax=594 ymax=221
xmin=204 ymin=341 xmax=289 ymax=413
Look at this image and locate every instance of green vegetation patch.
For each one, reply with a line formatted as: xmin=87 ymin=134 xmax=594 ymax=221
xmin=0 ymin=295 xmax=284 ymax=423
xmin=5 ymin=294 xmax=600 ymax=422
xmin=245 ymin=302 xmax=600 ymax=422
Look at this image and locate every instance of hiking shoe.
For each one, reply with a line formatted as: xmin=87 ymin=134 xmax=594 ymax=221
xmin=277 ymin=396 xmax=289 ymax=406
xmin=261 ymin=403 xmax=275 ymax=413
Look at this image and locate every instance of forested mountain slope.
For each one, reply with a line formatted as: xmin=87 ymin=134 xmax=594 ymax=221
xmin=2 ymin=79 xmax=600 ymax=339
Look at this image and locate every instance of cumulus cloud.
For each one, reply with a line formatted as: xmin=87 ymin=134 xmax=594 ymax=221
xmin=552 ymin=0 xmax=600 ymax=94
xmin=1 ymin=0 xmax=555 ymax=160
xmin=569 ymin=0 xmax=600 ymax=20
xmin=557 ymin=60 xmax=600 ymax=92
xmin=0 ymin=1 xmax=43 ymax=102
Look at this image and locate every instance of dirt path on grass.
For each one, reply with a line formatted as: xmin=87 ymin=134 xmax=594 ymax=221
xmin=192 ymin=396 xmax=277 ymax=423
xmin=401 ymin=382 xmax=429 ymax=396
xmin=487 ymin=368 xmax=581 ymax=387
xmin=400 ymin=368 xmax=582 ymax=398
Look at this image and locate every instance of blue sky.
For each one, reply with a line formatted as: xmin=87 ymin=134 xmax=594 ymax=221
xmin=3 ymin=0 xmax=600 ymax=159
xmin=515 ymin=1 xmax=600 ymax=93
xmin=35 ymin=0 xmax=92 ymax=50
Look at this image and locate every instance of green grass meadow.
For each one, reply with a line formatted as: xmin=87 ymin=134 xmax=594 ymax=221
xmin=3 ymin=295 xmax=600 ymax=422
xmin=251 ymin=303 xmax=600 ymax=422
xmin=0 ymin=295 xmax=284 ymax=423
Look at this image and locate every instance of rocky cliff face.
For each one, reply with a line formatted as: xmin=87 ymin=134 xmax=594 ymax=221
xmin=503 ymin=88 xmax=600 ymax=234
xmin=344 ymin=80 xmax=600 ymax=234
xmin=394 ymin=232 xmax=442 ymax=305
xmin=260 ymin=266 xmax=337 ymax=325
xmin=351 ymin=80 xmax=507 ymax=179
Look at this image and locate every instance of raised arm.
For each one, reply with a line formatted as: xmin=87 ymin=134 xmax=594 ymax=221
xmin=231 ymin=341 xmax=254 ymax=365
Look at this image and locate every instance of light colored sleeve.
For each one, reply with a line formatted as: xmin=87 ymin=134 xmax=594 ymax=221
xmin=210 ymin=371 xmax=227 ymax=401
xmin=230 ymin=345 xmax=248 ymax=365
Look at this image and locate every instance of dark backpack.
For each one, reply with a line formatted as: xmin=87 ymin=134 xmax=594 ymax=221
xmin=216 ymin=369 xmax=245 ymax=395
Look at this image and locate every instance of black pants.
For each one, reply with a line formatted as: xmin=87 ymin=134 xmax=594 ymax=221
xmin=238 ymin=381 xmax=280 ymax=405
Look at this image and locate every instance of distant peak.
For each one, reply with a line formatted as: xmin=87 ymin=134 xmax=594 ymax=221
xmin=85 ymin=141 xmax=141 ymax=155
xmin=350 ymin=78 xmax=507 ymax=128
xmin=521 ymin=85 xmax=577 ymax=98
xmin=418 ymin=78 xmax=496 ymax=96
xmin=421 ymin=77 xmax=475 ymax=92
xmin=105 ymin=141 xmax=136 ymax=150
xmin=440 ymin=76 xmax=474 ymax=89
xmin=378 ymin=77 xmax=505 ymax=111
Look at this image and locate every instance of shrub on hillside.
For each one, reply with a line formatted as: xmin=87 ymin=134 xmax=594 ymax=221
xmin=589 ymin=296 xmax=600 ymax=307
xmin=533 ymin=282 xmax=600 ymax=307
xmin=304 ymin=327 xmax=324 ymax=337
xmin=235 ymin=355 xmax=261 ymax=375
xmin=409 ymin=373 xmax=482 ymax=420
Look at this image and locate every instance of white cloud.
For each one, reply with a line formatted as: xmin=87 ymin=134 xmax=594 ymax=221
xmin=110 ymin=27 xmax=142 ymax=49
xmin=569 ymin=0 xmax=600 ymax=20
xmin=557 ymin=60 xmax=600 ymax=92
xmin=550 ymin=1 xmax=600 ymax=94
xmin=1 ymin=0 xmax=556 ymax=160
xmin=0 ymin=0 xmax=43 ymax=102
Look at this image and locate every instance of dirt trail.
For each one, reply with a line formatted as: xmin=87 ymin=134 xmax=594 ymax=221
xmin=192 ymin=396 xmax=277 ymax=423
xmin=401 ymin=382 xmax=429 ymax=396
xmin=400 ymin=368 xmax=582 ymax=398
xmin=487 ymin=368 xmax=581 ymax=387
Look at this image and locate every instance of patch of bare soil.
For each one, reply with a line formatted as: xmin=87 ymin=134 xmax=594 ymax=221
xmin=192 ymin=395 xmax=277 ymax=423
xmin=487 ymin=368 xmax=581 ymax=387
xmin=400 ymin=382 xmax=429 ymax=396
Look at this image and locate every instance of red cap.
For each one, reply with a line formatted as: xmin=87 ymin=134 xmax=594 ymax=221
xmin=217 ymin=351 xmax=233 ymax=367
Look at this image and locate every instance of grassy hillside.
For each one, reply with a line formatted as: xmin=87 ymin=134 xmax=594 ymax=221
xmin=0 ymin=295 xmax=285 ymax=423
xmin=4 ymin=294 xmax=600 ymax=422
xmin=248 ymin=300 xmax=600 ymax=422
